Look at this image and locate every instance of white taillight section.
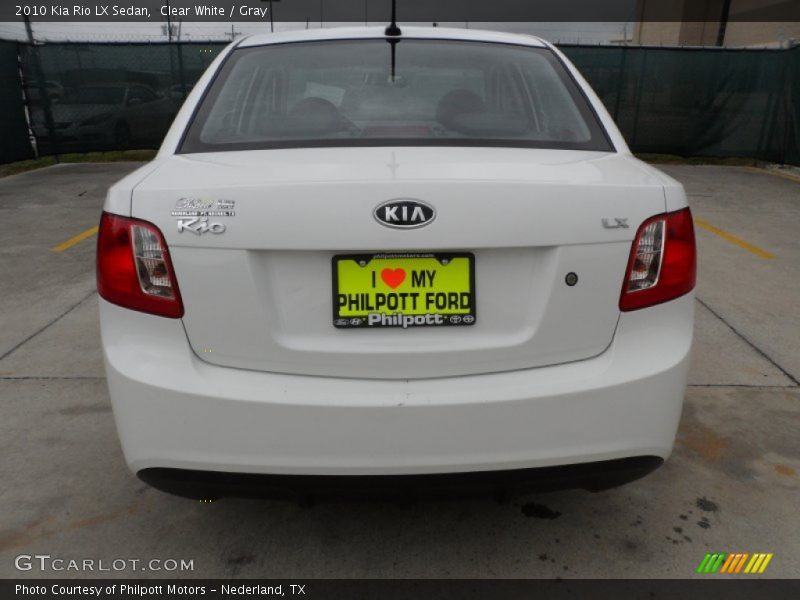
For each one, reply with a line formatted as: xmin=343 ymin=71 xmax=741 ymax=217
xmin=627 ymin=219 xmax=665 ymax=292
xmin=132 ymin=224 xmax=176 ymax=299
xmin=97 ymin=212 xmax=184 ymax=318
xmin=620 ymin=208 xmax=696 ymax=312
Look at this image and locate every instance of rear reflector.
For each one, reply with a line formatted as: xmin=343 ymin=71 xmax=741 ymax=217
xmin=620 ymin=208 xmax=696 ymax=311
xmin=97 ymin=212 xmax=184 ymax=318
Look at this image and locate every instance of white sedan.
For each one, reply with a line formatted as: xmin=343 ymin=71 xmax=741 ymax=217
xmin=97 ymin=26 xmax=696 ymax=500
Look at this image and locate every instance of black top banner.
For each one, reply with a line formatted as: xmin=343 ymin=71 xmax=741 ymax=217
xmin=4 ymin=0 xmax=800 ymax=23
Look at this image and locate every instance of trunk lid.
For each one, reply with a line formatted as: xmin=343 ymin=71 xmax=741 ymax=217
xmin=131 ymin=147 xmax=666 ymax=379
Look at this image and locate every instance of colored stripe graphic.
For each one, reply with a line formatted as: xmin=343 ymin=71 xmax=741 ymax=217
xmin=710 ymin=554 xmax=726 ymax=573
xmin=745 ymin=554 xmax=759 ymax=573
xmin=697 ymin=552 xmax=772 ymax=575
xmin=697 ymin=554 xmax=712 ymax=573
xmin=734 ymin=553 xmax=749 ymax=573
xmin=720 ymin=554 xmax=737 ymax=573
xmin=698 ymin=553 xmax=727 ymax=574
xmin=752 ymin=554 xmax=766 ymax=573
xmin=758 ymin=554 xmax=774 ymax=574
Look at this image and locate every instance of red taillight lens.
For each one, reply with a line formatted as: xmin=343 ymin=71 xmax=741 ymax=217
xmin=96 ymin=212 xmax=184 ymax=318
xmin=620 ymin=207 xmax=696 ymax=312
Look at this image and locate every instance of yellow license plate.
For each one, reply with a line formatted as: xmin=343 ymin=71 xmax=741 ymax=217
xmin=332 ymin=253 xmax=476 ymax=329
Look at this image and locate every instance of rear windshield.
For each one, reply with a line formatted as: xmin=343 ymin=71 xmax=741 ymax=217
xmin=179 ymin=39 xmax=613 ymax=153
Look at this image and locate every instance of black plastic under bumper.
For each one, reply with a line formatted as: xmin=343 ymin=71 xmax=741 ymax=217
xmin=138 ymin=456 xmax=664 ymax=501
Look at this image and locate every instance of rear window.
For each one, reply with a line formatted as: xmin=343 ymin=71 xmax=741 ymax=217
xmin=180 ymin=39 xmax=613 ymax=153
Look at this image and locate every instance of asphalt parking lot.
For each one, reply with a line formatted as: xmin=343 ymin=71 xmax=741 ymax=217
xmin=0 ymin=161 xmax=798 ymax=579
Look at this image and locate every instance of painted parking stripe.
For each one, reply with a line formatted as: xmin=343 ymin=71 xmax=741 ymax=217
xmin=693 ymin=217 xmax=776 ymax=260
xmin=744 ymin=166 xmax=800 ymax=185
xmin=52 ymin=225 xmax=99 ymax=252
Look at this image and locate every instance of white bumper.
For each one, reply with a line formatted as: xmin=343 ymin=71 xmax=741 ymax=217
xmin=101 ymin=295 xmax=693 ymax=476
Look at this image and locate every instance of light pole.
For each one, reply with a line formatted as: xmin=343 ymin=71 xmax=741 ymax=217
xmin=22 ymin=13 xmax=59 ymax=161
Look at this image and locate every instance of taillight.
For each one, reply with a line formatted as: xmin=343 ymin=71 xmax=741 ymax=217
xmin=620 ymin=207 xmax=696 ymax=311
xmin=96 ymin=212 xmax=184 ymax=318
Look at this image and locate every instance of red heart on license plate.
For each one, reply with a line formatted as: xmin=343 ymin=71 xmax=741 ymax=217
xmin=381 ymin=268 xmax=406 ymax=289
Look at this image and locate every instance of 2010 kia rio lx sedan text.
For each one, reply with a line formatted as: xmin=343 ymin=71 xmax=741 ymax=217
xmin=97 ymin=27 xmax=696 ymax=500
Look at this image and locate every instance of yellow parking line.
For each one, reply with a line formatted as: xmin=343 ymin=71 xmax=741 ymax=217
xmin=743 ymin=166 xmax=800 ymax=185
xmin=693 ymin=217 xmax=775 ymax=260
xmin=52 ymin=225 xmax=99 ymax=252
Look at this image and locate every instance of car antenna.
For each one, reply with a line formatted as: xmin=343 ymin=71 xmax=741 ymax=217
xmin=385 ymin=0 xmax=401 ymax=82
xmin=385 ymin=0 xmax=401 ymax=37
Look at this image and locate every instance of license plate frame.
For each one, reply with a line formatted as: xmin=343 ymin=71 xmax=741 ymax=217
xmin=332 ymin=252 xmax=476 ymax=329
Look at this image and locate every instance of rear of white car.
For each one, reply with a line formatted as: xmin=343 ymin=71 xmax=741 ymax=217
xmin=98 ymin=27 xmax=695 ymax=500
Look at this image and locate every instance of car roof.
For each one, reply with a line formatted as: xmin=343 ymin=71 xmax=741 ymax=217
xmin=238 ymin=26 xmax=548 ymax=49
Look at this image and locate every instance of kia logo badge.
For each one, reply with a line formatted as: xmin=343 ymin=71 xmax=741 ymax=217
xmin=374 ymin=199 xmax=436 ymax=229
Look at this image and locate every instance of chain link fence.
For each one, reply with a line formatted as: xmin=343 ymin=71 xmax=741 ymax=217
xmin=0 ymin=40 xmax=34 ymax=164
xmin=561 ymin=44 xmax=800 ymax=165
xmin=17 ymin=41 xmax=225 ymax=157
xmin=1 ymin=40 xmax=798 ymax=166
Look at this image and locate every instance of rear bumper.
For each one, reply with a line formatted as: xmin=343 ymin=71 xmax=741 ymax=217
xmin=100 ymin=293 xmax=693 ymax=485
xmin=139 ymin=457 xmax=664 ymax=500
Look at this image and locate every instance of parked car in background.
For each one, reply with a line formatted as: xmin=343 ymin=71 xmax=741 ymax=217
xmin=167 ymin=83 xmax=194 ymax=104
xmin=31 ymin=83 xmax=175 ymax=150
xmin=98 ymin=27 xmax=696 ymax=501
xmin=25 ymin=79 xmax=64 ymax=105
